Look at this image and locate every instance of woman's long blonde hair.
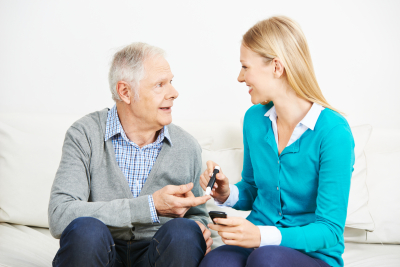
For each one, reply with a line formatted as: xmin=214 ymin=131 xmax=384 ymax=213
xmin=242 ymin=16 xmax=341 ymax=114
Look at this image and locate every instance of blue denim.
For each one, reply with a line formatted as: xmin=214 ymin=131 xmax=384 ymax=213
xmin=52 ymin=217 xmax=206 ymax=267
xmin=199 ymin=245 xmax=331 ymax=267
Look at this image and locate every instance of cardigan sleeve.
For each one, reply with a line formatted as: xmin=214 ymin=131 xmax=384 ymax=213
xmin=232 ymin=120 xmax=258 ymax=211
xmin=48 ymin=125 xmax=153 ymax=239
xmin=279 ymin=124 xmax=355 ymax=252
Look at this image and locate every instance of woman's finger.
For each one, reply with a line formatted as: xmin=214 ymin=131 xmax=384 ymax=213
xmin=199 ymin=174 xmax=207 ymax=190
xmin=208 ymin=223 xmax=235 ymax=232
xmin=206 ymin=160 xmax=219 ymax=175
xmin=215 ymin=172 xmax=226 ymax=181
xmin=219 ymin=231 xmax=236 ymax=240
xmin=221 ymin=238 xmax=237 ymax=246
xmin=215 ymin=217 xmax=242 ymax=226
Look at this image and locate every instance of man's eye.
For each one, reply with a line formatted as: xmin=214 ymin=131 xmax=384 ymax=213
xmin=157 ymin=83 xmax=162 ymax=87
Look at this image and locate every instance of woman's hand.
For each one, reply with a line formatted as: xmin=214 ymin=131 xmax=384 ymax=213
xmin=208 ymin=217 xmax=261 ymax=248
xmin=199 ymin=161 xmax=230 ymax=203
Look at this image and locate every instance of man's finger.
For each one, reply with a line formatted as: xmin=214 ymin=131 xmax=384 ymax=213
xmin=204 ymin=228 xmax=211 ymax=240
xmin=206 ymin=237 xmax=213 ymax=248
xmin=184 ymin=190 xmax=195 ymax=198
xmin=195 ymin=221 xmax=206 ymax=233
xmin=169 ymin=183 xmax=193 ymax=195
xmin=180 ymin=195 xmax=211 ymax=207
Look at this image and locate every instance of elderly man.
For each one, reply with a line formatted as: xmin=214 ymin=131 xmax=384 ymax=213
xmin=48 ymin=42 xmax=212 ymax=267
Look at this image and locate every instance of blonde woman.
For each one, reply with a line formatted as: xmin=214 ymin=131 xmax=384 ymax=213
xmin=199 ymin=16 xmax=354 ymax=267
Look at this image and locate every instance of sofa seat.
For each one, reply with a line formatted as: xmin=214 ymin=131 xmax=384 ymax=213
xmin=343 ymin=243 xmax=400 ymax=267
xmin=0 ymin=223 xmax=58 ymax=267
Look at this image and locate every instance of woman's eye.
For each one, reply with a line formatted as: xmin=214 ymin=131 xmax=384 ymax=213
xmin=242 ymin=66 xmax=247 ymax=69
xmin=170 ymin=80 xmax=173 ymax=84
xmin=157 ymin=83 xmax=162 ymax=87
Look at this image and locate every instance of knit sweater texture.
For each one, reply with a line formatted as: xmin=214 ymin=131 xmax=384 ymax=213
xmin=48 ymin=108 xmax=208 ymax=241
xmin=234 ymin=103 xmax=355 ymax=267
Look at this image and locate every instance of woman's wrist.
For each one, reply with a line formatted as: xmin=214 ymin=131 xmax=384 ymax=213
xmin=218 ymin=187 xmax=231 ymax=203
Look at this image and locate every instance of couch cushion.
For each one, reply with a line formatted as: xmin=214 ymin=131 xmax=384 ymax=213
xmin=0 ymin=114 xmax=78 ymax=227
xmin=0 ymin=223 xmax=59 ymax=267
xmin=363 ymin=150 xmax=400 ymax=244
xmin=345 ymin=125 xmax=374 ymax=231
xmin=344 ymin=128 xmax=400 ymax=244
xmin=343 ymin=242 xmax=400 ymax=266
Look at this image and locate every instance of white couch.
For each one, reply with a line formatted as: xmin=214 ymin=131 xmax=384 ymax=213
xmin=0 ymin=113 xmax=399 ymax=267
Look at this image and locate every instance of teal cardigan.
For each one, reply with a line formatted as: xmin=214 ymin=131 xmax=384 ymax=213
xmin=233 ymin=103 xmax=355 ymax=267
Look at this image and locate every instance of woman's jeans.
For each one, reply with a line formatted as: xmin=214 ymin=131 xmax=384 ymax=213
xmin=52 ymin=217 xmax=206 ymax=267
xmin=199 ymin=244 xmax=331 ymax=267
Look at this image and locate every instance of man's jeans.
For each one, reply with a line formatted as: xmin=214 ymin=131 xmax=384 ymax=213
xmin=52 ymin=217 xmax=207 ymax=267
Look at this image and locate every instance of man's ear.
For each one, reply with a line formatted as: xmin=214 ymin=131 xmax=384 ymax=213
xmin=272 ymin=58 xmax=285 ymax=78
xmin=116 ymin=81 xmax=132 ymax=105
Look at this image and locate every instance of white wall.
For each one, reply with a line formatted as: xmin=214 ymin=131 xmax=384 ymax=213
xmin=1 ymin=0 xmax=399 ymax=128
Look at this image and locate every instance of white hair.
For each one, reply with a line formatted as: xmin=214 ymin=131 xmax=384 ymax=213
xmin=108 ymin=42 xmax=166 ymax=102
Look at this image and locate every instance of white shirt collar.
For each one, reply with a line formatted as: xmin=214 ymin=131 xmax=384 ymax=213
xmin=264 ymin=103 xmax=325 ymax=131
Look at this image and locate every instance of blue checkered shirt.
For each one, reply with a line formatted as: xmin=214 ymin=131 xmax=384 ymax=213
xmin=105 ymin=105 xmax=172 ymax=223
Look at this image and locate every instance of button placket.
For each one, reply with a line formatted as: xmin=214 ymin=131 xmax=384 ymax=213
xmin=277 ymin=157 xmax=282 ymax=218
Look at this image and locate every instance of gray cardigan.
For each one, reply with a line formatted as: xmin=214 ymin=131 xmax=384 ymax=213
xmin=48 ymin=108 xmax=208 ymax=241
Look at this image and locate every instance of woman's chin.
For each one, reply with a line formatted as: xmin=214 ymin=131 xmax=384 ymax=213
xmin=250 ymin=97 xmax=264 ymax=105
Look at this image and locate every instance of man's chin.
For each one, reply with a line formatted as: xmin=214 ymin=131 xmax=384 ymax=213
xmin=159 ymin=116 xmax=173 ymax=126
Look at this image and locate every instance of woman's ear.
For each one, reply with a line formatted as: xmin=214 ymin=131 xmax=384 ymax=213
xmin=272 ymin=58 xmax=285 ymax=78
xmin=116 ymin=81 xmax=132 ymax=105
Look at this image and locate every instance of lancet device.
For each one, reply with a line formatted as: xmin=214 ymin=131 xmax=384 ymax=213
xmin=205 ymin=166 xmax=220 ymax=195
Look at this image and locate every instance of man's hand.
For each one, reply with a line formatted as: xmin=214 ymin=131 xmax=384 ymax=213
xmin=153 ymin=183 xmax=211 ymax=218
xmin=200 ymin=161 xmax=230 ymax=203
xmin=208 ymin=217 xmax=261 ymax=248
xmin=195 ymin=221 xmax=213 ymax=255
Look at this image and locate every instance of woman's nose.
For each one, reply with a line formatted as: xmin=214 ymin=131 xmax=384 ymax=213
xmin=237 ymin=69 xmax=245 ymax=83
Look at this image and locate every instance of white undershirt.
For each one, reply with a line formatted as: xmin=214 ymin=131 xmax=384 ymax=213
xmin=215 ymin=103 xmax=325 ymax=247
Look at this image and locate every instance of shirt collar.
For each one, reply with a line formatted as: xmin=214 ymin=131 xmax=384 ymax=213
xmin=105 ymin=105 xmax=172 ymax=145
xmin=264 ymin=103 xmax=325 ymax=131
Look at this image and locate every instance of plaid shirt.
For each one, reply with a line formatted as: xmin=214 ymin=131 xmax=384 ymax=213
xmin=105 ymin=105 xmax=172 ymax=223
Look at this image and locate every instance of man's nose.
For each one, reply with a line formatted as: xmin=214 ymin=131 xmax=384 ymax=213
xmin=168 ymin=85 xmax=179 ymax=100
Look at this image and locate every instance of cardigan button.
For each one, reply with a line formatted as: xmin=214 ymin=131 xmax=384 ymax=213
xmin=277 ymin=187 xmax=279 ymax=190
xmin=279 ymin=212 xmax=282 ymax=216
